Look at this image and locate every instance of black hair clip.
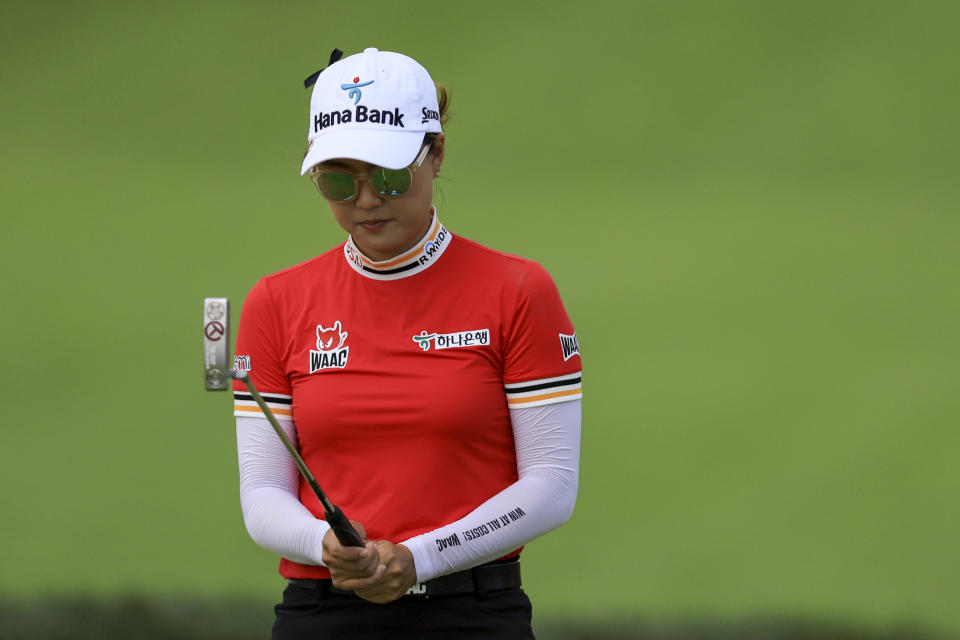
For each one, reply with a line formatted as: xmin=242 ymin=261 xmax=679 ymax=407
xmin=304 ymin=48 xmax=344 ymax=88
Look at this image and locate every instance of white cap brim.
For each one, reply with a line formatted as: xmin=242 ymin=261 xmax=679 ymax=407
xmin=300 ymin=128 xmax=426 ymax=175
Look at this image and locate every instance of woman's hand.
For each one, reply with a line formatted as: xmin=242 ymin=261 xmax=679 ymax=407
xmin=354 ymin=541 xmax=417 ymax=604
xmin=322 ymin=521 xmax=385 ymax=591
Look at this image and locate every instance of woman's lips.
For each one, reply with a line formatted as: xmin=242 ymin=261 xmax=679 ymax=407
xmin=360 ymin=219 xmax=388 ymax=232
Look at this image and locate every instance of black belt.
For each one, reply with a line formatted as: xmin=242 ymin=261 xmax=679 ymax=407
xmin=289 ymin=558 xmax=521 ymax=598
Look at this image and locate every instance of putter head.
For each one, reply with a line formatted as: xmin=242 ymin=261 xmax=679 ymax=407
xmin=203 ymin=297 xmax=230 ymax=390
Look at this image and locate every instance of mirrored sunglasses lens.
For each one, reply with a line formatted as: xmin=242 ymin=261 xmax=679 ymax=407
xmin=370 ymin=168 xmax=412 ymax=197
xmin=318 ymin=173 xmax=355 ymax=201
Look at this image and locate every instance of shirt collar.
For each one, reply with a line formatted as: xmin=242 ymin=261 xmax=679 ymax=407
xmin=343 ymin=207 xmax=452 ymax=280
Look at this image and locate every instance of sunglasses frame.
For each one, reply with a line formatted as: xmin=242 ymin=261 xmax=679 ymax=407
xmin=309 ymin=144 xmax=432 ymax=202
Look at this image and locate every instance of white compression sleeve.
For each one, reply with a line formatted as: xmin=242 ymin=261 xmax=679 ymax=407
xmin=236 ymin=416 xmax=329 ymax=565
xmin=402 ymin=399 xmax=581 ymax=582
xmin=236 ymin=399 xmax=581 ymax=577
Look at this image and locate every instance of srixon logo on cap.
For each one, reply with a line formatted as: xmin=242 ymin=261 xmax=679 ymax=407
xmin=313 ymin=75 xmax=406 ymax=133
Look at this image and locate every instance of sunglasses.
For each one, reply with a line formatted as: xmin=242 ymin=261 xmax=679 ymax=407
xmin=309 ymin=144 xmax=431 ymax=202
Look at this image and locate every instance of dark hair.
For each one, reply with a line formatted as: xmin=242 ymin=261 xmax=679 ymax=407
xmin=424 ymin=82 xmax=450 ymax=149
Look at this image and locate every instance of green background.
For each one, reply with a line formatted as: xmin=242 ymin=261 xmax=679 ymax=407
xmin=1 ymin=0 xmax=958 ymax=637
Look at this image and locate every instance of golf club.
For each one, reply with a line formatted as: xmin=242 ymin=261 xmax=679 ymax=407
xmin=203 ymin=297 xmax=364 ymax=548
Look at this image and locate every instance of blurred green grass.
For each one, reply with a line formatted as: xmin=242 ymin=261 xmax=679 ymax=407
xmin=1 ymin=597 xmax=955 ymax=640
xmin=1 ymin=0 xmax=958 ymax=636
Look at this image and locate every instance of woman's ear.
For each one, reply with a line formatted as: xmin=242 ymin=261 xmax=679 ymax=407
xmin=430 ymin=134 xmax=445 ymax=177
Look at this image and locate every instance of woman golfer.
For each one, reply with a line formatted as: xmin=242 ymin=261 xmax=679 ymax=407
xmin=233 ymin=47 xmax=582 ymax=639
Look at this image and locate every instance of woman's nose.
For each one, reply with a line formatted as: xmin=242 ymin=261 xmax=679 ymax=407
xmin=354 ymin=178 xmax=383 ymax=209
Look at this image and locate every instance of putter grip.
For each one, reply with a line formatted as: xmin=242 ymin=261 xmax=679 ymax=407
xmin=325 ymin=503 xmax=365 ymax=547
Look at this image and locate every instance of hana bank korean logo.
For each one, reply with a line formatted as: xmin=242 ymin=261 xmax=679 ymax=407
xmin=341 ymin=76 xmax=373 ymax=104
xmin=412 ymin=329 xmax=490 ymax=352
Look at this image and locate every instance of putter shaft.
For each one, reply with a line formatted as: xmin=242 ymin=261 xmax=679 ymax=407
xmin=231 ymin=370 xmax=364 ymax=547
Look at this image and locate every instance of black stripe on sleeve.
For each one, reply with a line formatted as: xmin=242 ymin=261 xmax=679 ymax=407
xmin=505 ymin=375 xmax=582 ymax=395
xmin=233 ymin=393 xmax=293 ymax=405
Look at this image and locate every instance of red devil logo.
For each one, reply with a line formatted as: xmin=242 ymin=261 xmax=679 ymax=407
xmin=316 ymin=321 xmax=348 ymax=352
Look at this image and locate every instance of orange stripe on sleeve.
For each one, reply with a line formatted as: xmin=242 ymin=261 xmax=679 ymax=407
xmin=235 ymin=405 xmax=294 ymax=416
xmin=506 ymin=387 xmax=581 ymax=405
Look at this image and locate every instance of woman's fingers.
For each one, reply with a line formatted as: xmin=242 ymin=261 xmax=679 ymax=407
xmin=332 ymin=561 xmax=388 ymax=591
xmin=322 ymin=522 xmax=381 ymax=587
xmin=354 ymin=542 xmax=418 ymax=604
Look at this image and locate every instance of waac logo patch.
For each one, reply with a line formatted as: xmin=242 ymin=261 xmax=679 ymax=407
xmin=559 ymin=332 xmax=580 ymax=361
xmin=310 ymin=321 xmax=350 ymax=373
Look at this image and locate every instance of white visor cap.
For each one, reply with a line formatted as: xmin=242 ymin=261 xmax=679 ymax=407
xmin=301 ymin=48 xmax=443 ymax=174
